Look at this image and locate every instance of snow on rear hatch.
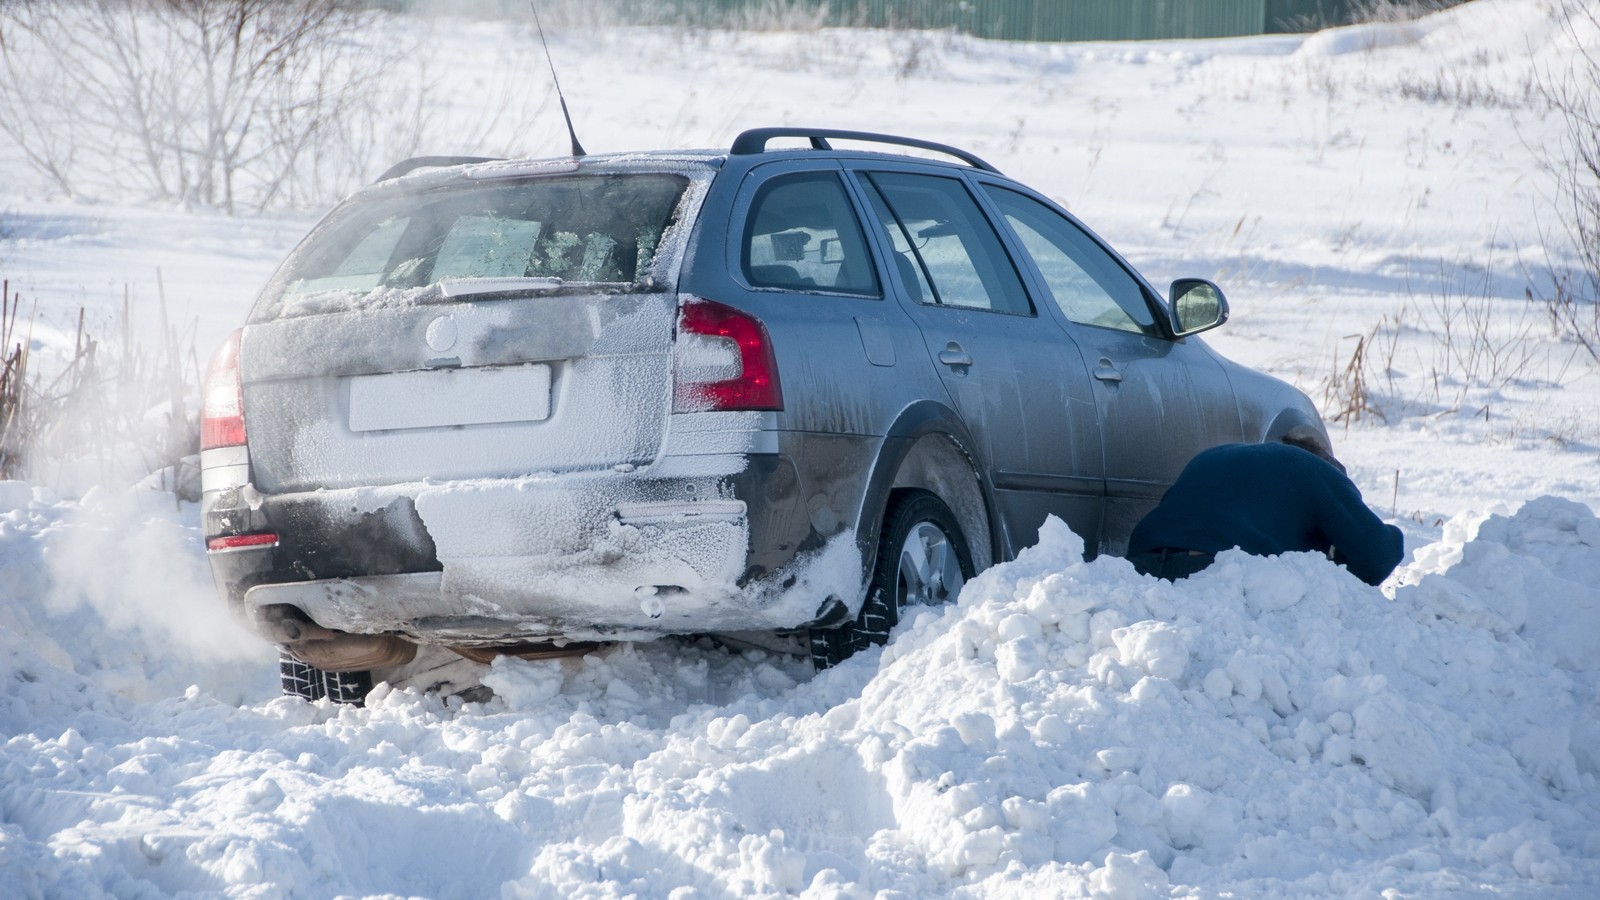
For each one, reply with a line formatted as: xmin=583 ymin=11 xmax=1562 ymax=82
xmin=238 ymin=172 xmax=693 ymax=492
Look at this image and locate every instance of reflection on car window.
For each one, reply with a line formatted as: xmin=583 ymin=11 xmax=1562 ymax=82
xmin=431 ymin=215 xmax=544 ymax=280
xmin=304 ymin=216 xmax=410 ymax=294
xmin=742 ymin=172 xmax=879 ymax=295
xmin=863 ymin=172 xmax=1031 ymax=315
xmin=264 ymin=174 xmax=689 ymax=313
xmin=984 ymin=186 xmax=1158 ymax=336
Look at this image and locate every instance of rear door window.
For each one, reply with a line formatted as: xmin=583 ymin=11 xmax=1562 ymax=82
xmin=862 ymin=172 xmax=1033 ymax=316
xmin=741 ymin=172 xmax=879 ymax=295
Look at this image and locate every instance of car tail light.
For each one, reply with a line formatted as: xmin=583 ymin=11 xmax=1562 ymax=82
xmin=206 ymin=532 xmax=278 ymax=552
xmin=202 ymin=329 xmax=245 ymax=450
xmin=673 ymin=298 xmax=782 ymax=412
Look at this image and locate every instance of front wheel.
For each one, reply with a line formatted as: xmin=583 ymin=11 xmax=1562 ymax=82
xmin=811 ymin=490 xmax=975 ymax=670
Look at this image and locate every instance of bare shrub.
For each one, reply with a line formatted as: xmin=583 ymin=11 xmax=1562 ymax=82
xmin=711 ymin=0 xmax=831 ymax=31
xmin=399 ymin=0 xmax=636 ymax=29
xmin=1324 ymin=324 xmax=1385 ymax=425
xmin=1324 ymin=258 xmax=1550 ymax=425
xmin=0 ymin=276 xmax=199 ymax=494
xmin=1537 ymin=269 xmax=1600 ymax=366
xmin=1349 ymin=1 xmax=1469 ymax=25
xmin=1418 ymin=260 xmax=1543 ymax=407
xmin=395 ymin=0 xmax=833 ymax=31
xmin=0 ymin=1 xmax=424 ymax=212
xmin=1528 ymin=0 xmax=1600 ymax=364
xmin=0 ymin=279 xmax=34 ymax=477
xmin=1395 ymin=64 xmax=1540 ymax=110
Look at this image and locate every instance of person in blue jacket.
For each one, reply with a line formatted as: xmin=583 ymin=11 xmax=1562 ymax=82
xmin=1125 ymin=430 xmax=1404 ymax=585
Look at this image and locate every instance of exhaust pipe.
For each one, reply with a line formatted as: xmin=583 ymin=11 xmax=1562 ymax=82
xmin=288 ymin=633 xmax=417 ymax=672
xmin=256 ymin=604 xmax=417 ymax=672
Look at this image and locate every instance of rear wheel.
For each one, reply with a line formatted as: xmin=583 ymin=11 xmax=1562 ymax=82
xmin=279 ymin=652 xmax=373 ymax=706
xmin=811 ymin=490 xmax=974 ymax=670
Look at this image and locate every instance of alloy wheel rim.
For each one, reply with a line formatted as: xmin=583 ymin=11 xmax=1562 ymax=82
xmin=897 ymin=520 xmax=964 ymax=607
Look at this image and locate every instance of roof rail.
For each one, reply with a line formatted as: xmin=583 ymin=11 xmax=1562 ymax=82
xmin=375 ymin=156 xmax=503 ymax=183
xmin=729 ymin=128 xmax=1000 ymax=174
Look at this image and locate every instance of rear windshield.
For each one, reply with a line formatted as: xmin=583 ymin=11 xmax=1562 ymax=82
xmin=254 ymin=173 xmax=691 ymax=319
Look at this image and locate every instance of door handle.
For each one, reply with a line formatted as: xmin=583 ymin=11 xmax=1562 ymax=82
xmin=938 ymin=342 xmax=973 ymax=370
xmin=1093 ymin=358 xmax=1123 ymax=383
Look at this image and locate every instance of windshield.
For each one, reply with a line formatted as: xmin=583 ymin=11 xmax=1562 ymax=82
xmin=254 ymin=173 xmax=691 ymax=319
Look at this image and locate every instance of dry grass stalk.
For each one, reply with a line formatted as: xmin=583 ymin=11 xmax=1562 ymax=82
xmin=1325 ymin=325 xmax=1385 ymax=425
xmin=0 ymin=273 xmax=199 ymax=492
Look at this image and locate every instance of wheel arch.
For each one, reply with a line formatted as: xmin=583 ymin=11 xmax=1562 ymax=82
xmin=853 ymin=401 xmax=999 ymax=604
xmin=1261 ymin=405 xmax=1336 ymax=457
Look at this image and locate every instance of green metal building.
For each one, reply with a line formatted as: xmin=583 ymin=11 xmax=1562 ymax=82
xmin=710 ymin=1 xmax=1366 ymax=41
xmin=386 ymin=1 xmax=1452 ymax=41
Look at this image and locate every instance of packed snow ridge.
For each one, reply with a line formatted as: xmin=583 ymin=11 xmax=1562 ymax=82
xmin=1 ymin=482 xmax=1596 ymax=897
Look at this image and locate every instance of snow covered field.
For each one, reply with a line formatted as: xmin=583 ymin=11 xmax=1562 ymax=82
xmin=1 ymin=0 xmax=1598 ymax=896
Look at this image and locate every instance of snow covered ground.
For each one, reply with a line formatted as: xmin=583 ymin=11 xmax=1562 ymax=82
xmin=1 ymin=0 xmax=1597 ymax=896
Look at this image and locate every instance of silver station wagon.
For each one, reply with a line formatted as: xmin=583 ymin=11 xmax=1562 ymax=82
xmin=200 ymin=128 xmax=1330 ymax=702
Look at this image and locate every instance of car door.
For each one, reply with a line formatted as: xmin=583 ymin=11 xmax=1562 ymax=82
xmin=707 ymin=161 xmax=947 ymax=576
xmin=979 ymin=183 xmax=1243 ymax=553
xmin=851 ymin=167 xmax=1106 ymax=557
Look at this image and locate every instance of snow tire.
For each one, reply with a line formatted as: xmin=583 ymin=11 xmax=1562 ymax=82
xmin=279 ymin=652 xmax=374 ymax=706
xmin=811 ymin=489 xmax=974 ymax=671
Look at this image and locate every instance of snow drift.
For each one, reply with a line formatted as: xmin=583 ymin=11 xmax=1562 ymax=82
xmin=1 ymin=483 xmax=1595 ymax=897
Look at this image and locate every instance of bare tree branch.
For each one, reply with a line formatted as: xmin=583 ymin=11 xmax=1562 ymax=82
xmin=0 ymin=0 xmax=424 ymax=212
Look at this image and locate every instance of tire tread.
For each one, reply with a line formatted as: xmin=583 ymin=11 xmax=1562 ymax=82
xmin=811 ymin=489 xmax=973 ymax=670
xmin=279 ymin=652 xmax=373 ymax=706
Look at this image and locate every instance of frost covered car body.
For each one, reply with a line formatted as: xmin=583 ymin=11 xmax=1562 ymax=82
xmin=200 ymin=128 xmax=1328 ymax=694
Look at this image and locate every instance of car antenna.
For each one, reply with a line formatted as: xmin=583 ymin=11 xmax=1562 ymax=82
xmin=530 ymin=1 xmax=587 ymax=158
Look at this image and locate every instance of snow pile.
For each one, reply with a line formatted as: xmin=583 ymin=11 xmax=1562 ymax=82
xmin=2 ymin=496 xmax=1595 ymax=896
xmin=826 ymin=506 xmax=1599 ymax=895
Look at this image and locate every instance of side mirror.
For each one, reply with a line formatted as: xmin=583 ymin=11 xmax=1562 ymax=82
xmin=1169 ymin=278 xmax=1229 ymax=336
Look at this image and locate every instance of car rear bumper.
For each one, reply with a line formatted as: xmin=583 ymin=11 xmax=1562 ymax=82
xmin=203 ymin=434 xmax=875 ymax=645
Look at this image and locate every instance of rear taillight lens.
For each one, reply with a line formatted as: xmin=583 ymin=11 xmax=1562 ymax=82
xmin=206 ymin=532 xmax=279 ymax=552
xmin=201 ymin=329 xmax=246 ymax=450
xmin=673 ymin=298 xmax=782 ymax=412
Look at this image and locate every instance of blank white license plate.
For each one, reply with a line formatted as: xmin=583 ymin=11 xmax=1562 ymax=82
xmin=348 ymin=364 xmax=551 ymax=432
